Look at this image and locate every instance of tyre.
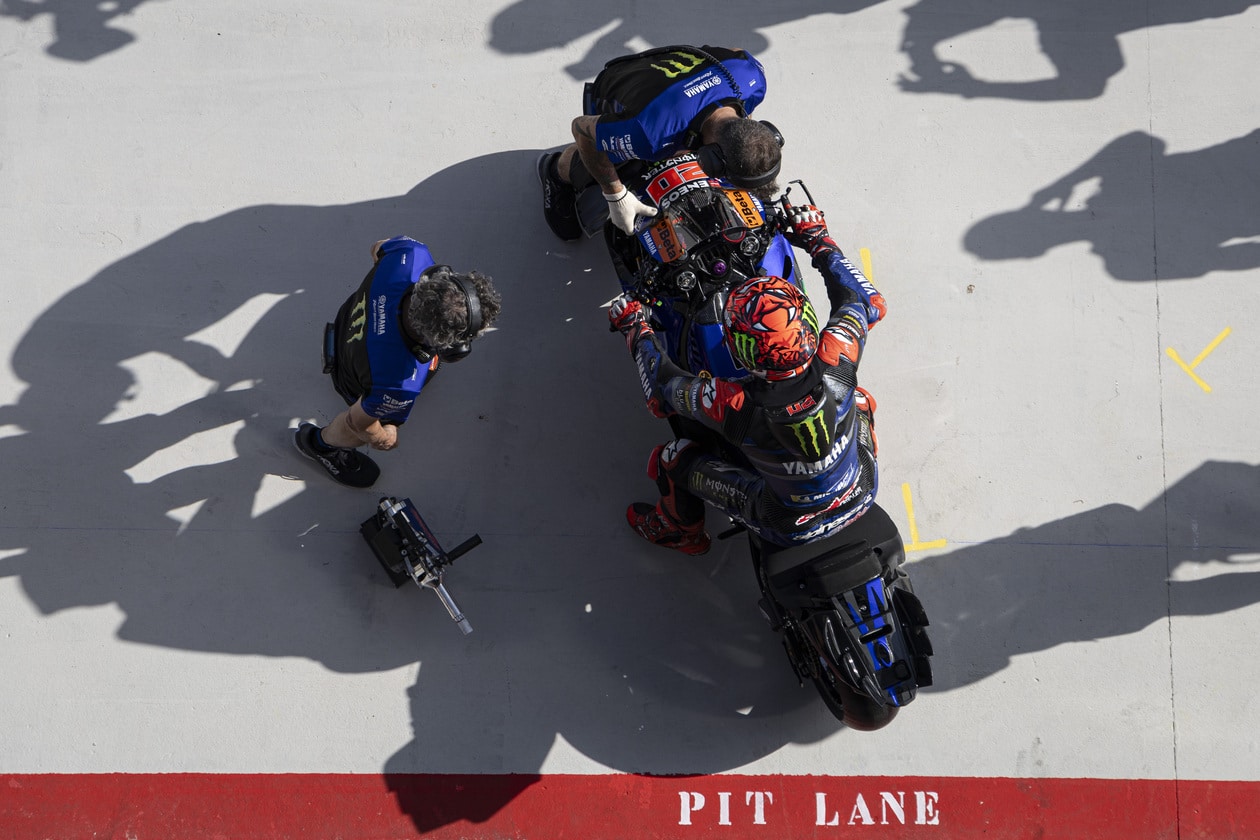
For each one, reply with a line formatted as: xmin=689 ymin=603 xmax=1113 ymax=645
xmin=812 ymin=662 xmax=899 ymax=731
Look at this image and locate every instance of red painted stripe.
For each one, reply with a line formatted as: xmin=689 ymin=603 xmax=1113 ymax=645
xmin=2 ymin=774 xmax=1257 ymax=839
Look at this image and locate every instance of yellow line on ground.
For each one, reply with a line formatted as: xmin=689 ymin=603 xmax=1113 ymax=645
xmin=1166 ymin=348 xmax=1212 ymax=393
xmin=859 ymin=248 xmax=873 ymax=282
xmin=1166 ymin=326 xmax=1230 ymax=393
xmin=1189 ymin=326 xmax=1231 ymax=368
xmin=900 ymin=483 xmax=947 ymax=552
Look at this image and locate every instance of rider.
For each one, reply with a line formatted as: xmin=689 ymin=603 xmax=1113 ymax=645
xmin=294 ymin=236 xmax=502 ymax=488
xmin=539 ymin=44 xmax=782 ymax=239
xmin=608 ymin=206 xmax=887 ymax=554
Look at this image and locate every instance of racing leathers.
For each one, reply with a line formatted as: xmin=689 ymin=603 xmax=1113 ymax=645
xmin=329 ymin=236 xmax=439 ymax=425
xmin=624 ymin=249 xmax=884 ymax=547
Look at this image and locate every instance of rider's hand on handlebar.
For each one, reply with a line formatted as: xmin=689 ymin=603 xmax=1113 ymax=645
xmin=609 ymin=294 xmax=655 ymax=348
xmin=609 ymin=294 xmax=648 ymax=333
xmin=605 ymin=187 xmax=657 ymax=235
xmin=786 ymin=204 xmax=839 ymax=261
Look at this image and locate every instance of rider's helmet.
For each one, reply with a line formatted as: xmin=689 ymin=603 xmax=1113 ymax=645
xmin=723 ymin=275 xmax=819 ymax=380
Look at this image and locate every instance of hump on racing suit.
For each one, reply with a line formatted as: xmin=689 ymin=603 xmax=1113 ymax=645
xmin=727 ymin=352 xmax=874 ymax=530
xmin=761 ymin=378 xmax=841 ymax=465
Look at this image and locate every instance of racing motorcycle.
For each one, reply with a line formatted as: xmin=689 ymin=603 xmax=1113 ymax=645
xmin=597 ymin=155 xmax=934 ymax=729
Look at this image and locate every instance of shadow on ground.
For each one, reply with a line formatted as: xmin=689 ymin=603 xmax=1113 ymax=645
xmin=487 ymin=0 xmax=889 ymax=80
xmin=898 ymin=0 xmax=1259 ymax=101
xmin=965 ymin=129 xmax=1260 ymax=281
xmin=4 ymin=148 xmax=1256 ymax=834
xmin=910 ymin=460 xmax=1260 ymax=693
xmin=0 ymin=149 xmax=842 ymax=833
xmin=0 ymin=0 xmax=160 ymax=61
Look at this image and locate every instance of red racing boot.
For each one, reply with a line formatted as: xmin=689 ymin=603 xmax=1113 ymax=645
xmin=626 ymin=502 xmax=711 ymax=556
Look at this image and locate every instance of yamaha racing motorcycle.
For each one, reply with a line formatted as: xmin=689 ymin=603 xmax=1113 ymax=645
xmin=600 ymin=155 xmax=934 ymax=729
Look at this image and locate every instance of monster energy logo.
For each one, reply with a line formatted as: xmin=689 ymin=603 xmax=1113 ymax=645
xmin=346 ymin=295 xmax=367 ymax=342
xmin=651 ymin=51 xmax=706 ymax=79
xmin=730 ymin=331 xmax=757 ymax=370
xmin=801 ymin=299 xmax=819 ymax=336
xmin=788 ymin=412 xmax=831 ymax=462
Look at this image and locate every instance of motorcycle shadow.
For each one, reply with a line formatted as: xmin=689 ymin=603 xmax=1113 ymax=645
xmin=0 ymin=148 xmax=843 ymax=837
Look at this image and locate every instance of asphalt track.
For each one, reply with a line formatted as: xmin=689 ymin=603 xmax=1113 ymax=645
xmin=2 ymin=2 xmax=1258 ymax=838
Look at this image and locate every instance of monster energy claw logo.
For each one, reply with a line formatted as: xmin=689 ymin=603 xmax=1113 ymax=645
xmin=788 ymin=412 xmax=831 ymax=461
xmin=802 ymin=299 xmax=819 ymax=336
xmin=347 ymin=294 xmax=367 ymax=342
xmin=651 ymin=51 xmax=706 ymax=79
xmin=730 ymin=331 xmax=757 ymax=369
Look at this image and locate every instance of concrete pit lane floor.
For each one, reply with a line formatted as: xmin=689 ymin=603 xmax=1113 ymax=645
xmin=1 ymin=3 xmax=1258 ymax=838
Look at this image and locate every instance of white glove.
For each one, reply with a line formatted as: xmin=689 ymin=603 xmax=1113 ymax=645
xmin=604 ymin=187 xmax=657 ymax=234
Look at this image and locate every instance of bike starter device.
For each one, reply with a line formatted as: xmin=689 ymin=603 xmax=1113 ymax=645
xmin=359 ymin=496 xmax=482 ymax=635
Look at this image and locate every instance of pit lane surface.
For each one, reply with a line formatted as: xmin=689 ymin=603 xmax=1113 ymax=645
xmin=2 ymin=2 xmax=1258 ymax=837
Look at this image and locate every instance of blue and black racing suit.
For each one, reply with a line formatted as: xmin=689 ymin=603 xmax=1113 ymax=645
xmin=632 ymin=250 xmax=881 ymax=546
xmin=329 ymin=236 xmax=439 ymax=425
xmin=585 ymin=45 xmax=768 ymax=164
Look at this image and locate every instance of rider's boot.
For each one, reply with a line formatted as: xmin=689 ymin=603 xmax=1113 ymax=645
xmin=626 ymin=441 xmax=711 ymax=555
xmin=626 ymin=502 xmax=711 ymax=556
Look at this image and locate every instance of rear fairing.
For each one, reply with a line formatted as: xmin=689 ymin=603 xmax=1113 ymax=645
xmin=756 ymin=504 xmax=932 ymax=707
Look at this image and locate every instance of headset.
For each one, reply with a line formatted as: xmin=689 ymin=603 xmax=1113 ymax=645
xmin=695 ymin=119 xmax=785 ymax=190
xmin=406 ymin=267 xmax=484 ymax=365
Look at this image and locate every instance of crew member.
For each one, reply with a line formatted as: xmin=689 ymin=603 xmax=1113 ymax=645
xmin=539 ymin=44 xmax=782 ymax=239
xmin=295 ymin=236 xmax=502 ymax=487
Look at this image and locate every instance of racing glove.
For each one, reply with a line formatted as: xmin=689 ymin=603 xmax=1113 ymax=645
xmin=609 ymin=294 xmax=653 ymax=346
xmin=605 ymin=187 xmax=658 ymax=235
xmin=785 ymin=204 xmax=840 ymax=262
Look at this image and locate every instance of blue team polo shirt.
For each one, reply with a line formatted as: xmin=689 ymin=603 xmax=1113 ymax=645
xmin=357 ymin=236 xmax=438 ymax=422
xmin=593 ymin=50 xmax=768 ymax=163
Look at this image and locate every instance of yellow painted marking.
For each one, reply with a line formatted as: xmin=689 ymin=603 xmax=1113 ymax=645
xmin=1166 ymin=327 xmax=1231 ymax=393
xmin=859 ymin=248 xmax=874 ymax=282
xmin=1166 ymin=349 xmax=1212 ymax=392
xmin=901 ymin=483 xmax=947 ymax=552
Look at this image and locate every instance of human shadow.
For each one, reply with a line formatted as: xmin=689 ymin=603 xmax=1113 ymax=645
xmin=0 ymin=149 xmax=842 ymax=834
xmin=487 ymin=0 xmax=887 ymax=80
xmin=898 ymin=0 xmax=1260 ymax=101
xmin=963 ymin=129 xmax=1260 ymax=281
xmin=0 ymin=154 xmax=564 ymax=671
xmin=0 ymin=0 xmax=161 ymax=62
xmin=908 ymin=460 xmax=1260 ymax=693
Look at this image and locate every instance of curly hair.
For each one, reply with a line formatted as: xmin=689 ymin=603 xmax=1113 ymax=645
xmin=405 ymin=267 xmax=502 ymax=349
xmin=717 ymin=118 xmax=782 ymax=201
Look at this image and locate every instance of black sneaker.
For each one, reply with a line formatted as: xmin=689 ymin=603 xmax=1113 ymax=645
xmin=293 ymin=423 xmax=381 ymax=488
xmin=537 ymin=152 xmax=582 ymax=241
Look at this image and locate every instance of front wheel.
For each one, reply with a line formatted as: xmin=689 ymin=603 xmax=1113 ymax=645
xmin=812 ymin=662 xmax=899 ymax=731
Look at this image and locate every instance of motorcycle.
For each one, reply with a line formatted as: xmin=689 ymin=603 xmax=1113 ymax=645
xmin=597 ymin=155 xmax=934 ymax=729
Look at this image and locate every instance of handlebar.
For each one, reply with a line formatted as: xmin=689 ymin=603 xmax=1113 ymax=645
xmin=774 ymin=179 xmax=816 ymax=222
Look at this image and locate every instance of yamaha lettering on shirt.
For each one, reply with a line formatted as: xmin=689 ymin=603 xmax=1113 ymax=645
xmin=328 ymin=236 xmax=440 ymax=423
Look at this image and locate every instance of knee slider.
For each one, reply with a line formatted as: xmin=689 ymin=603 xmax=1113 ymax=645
xmin=656 ymin=438 xmax=698 ymax=473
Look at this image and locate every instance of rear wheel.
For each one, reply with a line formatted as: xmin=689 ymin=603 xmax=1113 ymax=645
xmin=812 ymin=662 xmax=899 ymax=731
